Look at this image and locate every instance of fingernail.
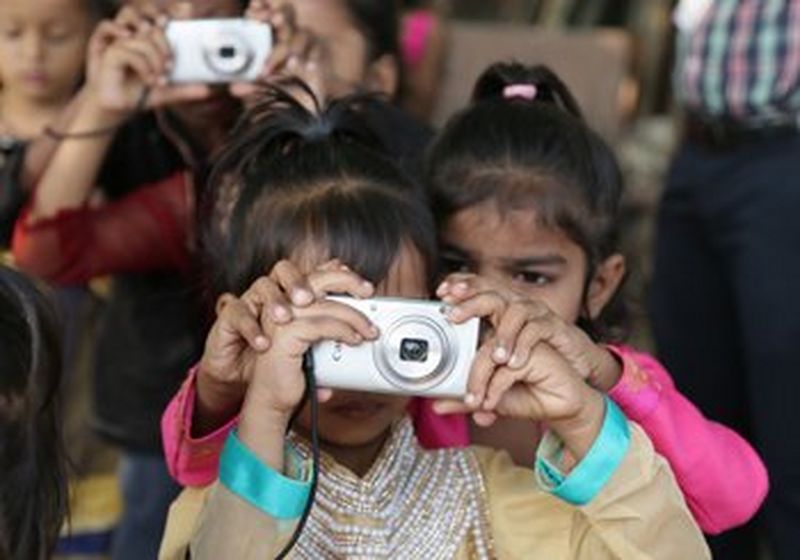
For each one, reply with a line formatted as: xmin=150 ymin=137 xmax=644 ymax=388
xmin=448 ymin=306 xmax=464 ymax=321
xmin=493 ymin=345 xmax=508 ymax=362
xmin=509 ymin=353 xmax=524 ymax=368
xmin=361 ymin=280 xmax=373 ymax=291
xmin=436 ymin=281 xmax=449 ymax=296
xmin=352 ymin=333 xmax=363 ymax=344
xmin=464 ymin=393 xmax=477 ymax=406
xmin=272 ymin=305 xmax=289 ymax=320
xmin=255 ymin=336 xmax=269 ymax=350
xmin=454 ymin=282 xmax=469 ymax=295
xmin=292 ymin=289 xmax=312 ymax=305
xmin=368 ymin=324 xmax=379 ymax=337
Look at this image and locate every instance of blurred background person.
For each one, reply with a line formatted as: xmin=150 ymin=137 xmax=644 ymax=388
xmin=652 ymin=1 xmax=800 ymax=559
xmin=0 ymin=0 xmax=107 ymax=246
xmin=12 ymin=0 xmax=430 ymax=558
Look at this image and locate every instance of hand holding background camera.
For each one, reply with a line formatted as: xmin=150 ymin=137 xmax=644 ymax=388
xmin=84 ymin=3 xmax=212 ymax=122
xmin=229 ymin=0 xmax=336 ymax=105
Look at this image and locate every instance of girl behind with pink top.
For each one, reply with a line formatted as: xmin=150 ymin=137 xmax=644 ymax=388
xmin=427 ymin=62 xmax=767 ymax=536
xmin=161 ymin=63 xmax=768 ymax=537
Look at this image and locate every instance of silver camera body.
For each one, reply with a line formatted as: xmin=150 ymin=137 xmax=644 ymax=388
xmin=311 ymin=297 xmax=480 ymax=398
xmin=165 ymin=19 xmax=272 ymax=83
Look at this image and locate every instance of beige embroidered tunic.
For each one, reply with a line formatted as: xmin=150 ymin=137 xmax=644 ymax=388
xmin=159 ymin=418 xmax=710 ymax=559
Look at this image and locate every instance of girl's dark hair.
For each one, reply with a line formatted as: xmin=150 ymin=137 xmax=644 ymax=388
xmin=344 ymin=0 xmax=400 ymax=61
xmin=0 ymin=266 xmax=67 ymax=560
xmin=426 ymin=62 xmax=628 ymax=340
xmin=203 ymin=84 xmax=437 ymax=298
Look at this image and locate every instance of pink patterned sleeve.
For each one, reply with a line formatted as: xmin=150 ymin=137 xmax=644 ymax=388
xmin=161 ymin=366 xmax=238 ymax=487
xmin=161 ymin=373 xmax=470 ymax=487
xmin=607 ymin=345 xmax=769 ymax=534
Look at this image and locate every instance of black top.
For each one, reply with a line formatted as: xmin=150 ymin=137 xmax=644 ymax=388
xmin=0 ymin=136 xmax=27 ymax=247
xmin=91 ymin=111 xmax=206 ymax=453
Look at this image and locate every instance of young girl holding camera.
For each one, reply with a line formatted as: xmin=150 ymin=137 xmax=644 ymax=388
xmin=163 ymin=63 xmax=768 ymax=537
xmin=158 ymin=85 xmax=707 ymax=558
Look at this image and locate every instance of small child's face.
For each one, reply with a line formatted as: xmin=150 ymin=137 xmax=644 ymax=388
xmin=440 ymin=200 xmax=589 ymax=323
xmin=293 ymin=243 xmax=428 ymax=450
xmin=0 ymin=0 xmax=93 ymax=103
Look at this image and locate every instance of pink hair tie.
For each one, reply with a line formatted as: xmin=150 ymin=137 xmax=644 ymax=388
xmin=503 ymin=84 xmax=537 ymax=101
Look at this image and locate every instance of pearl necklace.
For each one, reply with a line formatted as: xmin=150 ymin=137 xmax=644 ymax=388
xmin=287 ymin=417 xmax=495 ymax=559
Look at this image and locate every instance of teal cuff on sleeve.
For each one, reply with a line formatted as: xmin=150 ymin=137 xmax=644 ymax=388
xmin=535 ymin=397 xmax=630 ymax=506
xmin=219 ymin=430 xmax=312 ymax=520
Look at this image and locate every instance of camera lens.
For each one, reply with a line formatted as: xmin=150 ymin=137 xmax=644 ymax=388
xmin=400 ymin=338 xmax=429 ymax=363
xmin=219 ymin=46 xmax=237 ymax=58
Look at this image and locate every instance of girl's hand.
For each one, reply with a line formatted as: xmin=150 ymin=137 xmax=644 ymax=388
xmin=195 ymin=260 xmax=375 ymax=432
xmin=231 ymin=0 xmax=335 ymax=106
xmin=434 ymin=280 xmax=607 ymax=459
xmin=437 ymin=274 xmax=622 ymax=391
xmin=84 ymin=4 xmax=211 ymax=119
xmin=239 ymin=263 xmax=379 ymax=421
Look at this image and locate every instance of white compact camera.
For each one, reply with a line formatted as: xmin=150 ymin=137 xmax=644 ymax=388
xmin=310 ymin=297 xmax=480 ymax=398
xmin=165 ymin=19 xmax=272 ymax=83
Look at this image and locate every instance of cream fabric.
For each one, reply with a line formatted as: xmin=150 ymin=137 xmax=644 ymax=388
xmin=159 ymin=423 xmax=710 ymax=559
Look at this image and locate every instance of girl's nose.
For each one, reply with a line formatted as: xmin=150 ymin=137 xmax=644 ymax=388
xmin=21 ymin=31 xmax=45 ymax=64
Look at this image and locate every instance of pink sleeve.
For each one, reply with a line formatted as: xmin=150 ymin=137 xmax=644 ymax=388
xmin=409 ymin=398 xmax=470 ymax=449
xmin=161 ymin=374 xmax=469 ymax=486
xmin=607 ymin=345 xmax=769 ymax=534
xmin=161 ymin=366 xmax=238 ymax=487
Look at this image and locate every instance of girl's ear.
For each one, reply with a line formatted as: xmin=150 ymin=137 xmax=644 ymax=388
xmin=365 ymin=54 xmax=400 ymax=98
xmin=586 ymin=253 xmax=626 ymax=319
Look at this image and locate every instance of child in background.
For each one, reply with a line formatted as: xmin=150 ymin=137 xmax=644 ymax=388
xmin=0 ymin=265 xmax=67 ymax=560
xmin=426 ymin=62 xmax=768 ymax=536
xmin=158 ymin=88 xmax=707 ymax=559
xmin=165 ymin=63 xmax=768 ymax=537
xmin=0 ymin=0 xmax=105 ymax=246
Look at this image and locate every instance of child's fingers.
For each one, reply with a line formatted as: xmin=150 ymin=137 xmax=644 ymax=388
xmin=306 ymin=269 xmax=375 ymax=300
xmin=286 ymin=315 xmax=367 ymax=349
xmin=145 ymin=25 xmax=172 ymax=63
xmin=492 ymin=300 xmax=551 ymax=365
xmin=431 ymin=398 xmax=471 ymax=415
xmin=263 ymin=4 xmax=298 ymax=75
xmin=106 ymin=45 xmax=157 ymax=85
xmin=219 ymin=297 xmax=270 ymax=351
xmin=295 ymin=300 xmax=379 ymax=341
xmin=316 ymin=388 xmax=334 ymax=402
xmin=436 ymin=273 xmax=477 ymax=299
xmin=118 ymin=37 xmax=168 ymax=79
xmin=447 ymin=290 xmax=508 ymax=326
xmin=465 ymin=342 xmax=498 ymax=406
xmin=242 ymin=276 xmax=294 ymax=324
xmin=483 ymin=366 xmax=528 ymax=410
xmin=270 ymin=260 xmax=314 ymax=306
xmin=168 ymin=1 xmax=194 ymax=20
xmin=506 ymin=316 xmax=560 ymax=370
xmin=472 ymin=411 xmax=498 ymax=427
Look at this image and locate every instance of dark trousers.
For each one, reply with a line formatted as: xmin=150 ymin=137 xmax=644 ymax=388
xmin=651 ymin=133 xmax=800 ymax=560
